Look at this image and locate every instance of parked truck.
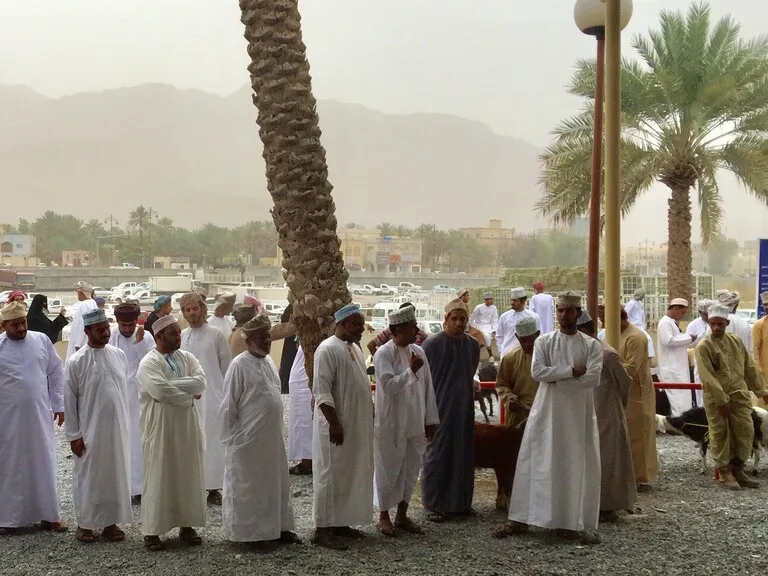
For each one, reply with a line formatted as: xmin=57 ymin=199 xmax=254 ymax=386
xmin=0 ymin=269 xmax=36 ymax=291
xmin=149 ymin=275 xmax=197 ymax=295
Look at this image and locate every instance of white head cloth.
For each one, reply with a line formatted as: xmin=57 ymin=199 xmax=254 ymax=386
xmin=708 ymin=304 xmax=731 ymax=321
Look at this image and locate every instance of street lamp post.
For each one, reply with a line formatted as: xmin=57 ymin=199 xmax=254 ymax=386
xmin=574 ymin=0 xmax=632 ymax=345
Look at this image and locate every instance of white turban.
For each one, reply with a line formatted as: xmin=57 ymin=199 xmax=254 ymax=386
xmin=708 ymin=304 xmax=731 ymax=321
xmin=697 ymin=299 xmax=712 ymax=313
xmin=215 ymin=292 xmax=236 ymax=309
xmin=717 ymin=291 xmax=740 ymax=308
xmin=510 ymin=287 xmax=526 ymax=299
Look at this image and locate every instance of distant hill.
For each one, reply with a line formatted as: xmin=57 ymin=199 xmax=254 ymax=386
xmin=0 ymin=83 xmax=545 ymax=232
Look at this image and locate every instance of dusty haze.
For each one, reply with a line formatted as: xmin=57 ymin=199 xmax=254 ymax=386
xmin=0 ymin=0 xmax=765 ymax=244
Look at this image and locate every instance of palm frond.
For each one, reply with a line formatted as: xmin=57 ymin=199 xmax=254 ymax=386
xmin=696 ymin=161 xmax=724 ymax=245
xmin=719 ymin=135 xmax=768 ymax=204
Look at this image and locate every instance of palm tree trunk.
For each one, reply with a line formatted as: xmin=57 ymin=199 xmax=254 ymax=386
xmin=666 ymin=185 xmax=693 ymax=302
xmin=240 ymin=0 xmax=350 ymax=385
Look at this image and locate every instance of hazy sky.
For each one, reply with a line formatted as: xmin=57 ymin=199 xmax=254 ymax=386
xmin=1 ymin=0 xmax=766 ymax=244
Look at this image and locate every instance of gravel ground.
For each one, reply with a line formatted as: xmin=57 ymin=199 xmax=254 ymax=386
xmin=3 ymin=400 xmax=768 ymax=576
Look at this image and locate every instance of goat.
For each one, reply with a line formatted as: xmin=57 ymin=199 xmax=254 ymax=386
xmin=474 ymin=421 xmax=525 ymax=511
xmin=475 ymin=363 xmax=499 ymax=424
xmin=664 ymin=406 xmax=768 ymax=475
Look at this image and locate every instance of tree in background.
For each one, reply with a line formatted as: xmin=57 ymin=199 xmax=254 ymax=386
xmin=128 ymin=205 xmax=150 ymax=268
xmin=240 ymin=0 xmax=351 ymax=381
xmin=537 ymin=2 xmax=768 ymax=303
xmin=706 ymin=237 xmax=740 ymax=275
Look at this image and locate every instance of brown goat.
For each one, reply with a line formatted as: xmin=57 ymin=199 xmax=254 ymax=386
xmin=474 ymin=422 xmax=525 ymax=511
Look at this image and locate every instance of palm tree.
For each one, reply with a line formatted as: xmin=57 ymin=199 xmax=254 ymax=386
xmin=129 ymin=206 xmax=149 ymax=268
xmin=377 ymin=223 xmax=396 ymax=237
xmin=537 ymin=2 xmax=768 ymax=301
xmin=240 ymin=0 xmax=350 ymax=382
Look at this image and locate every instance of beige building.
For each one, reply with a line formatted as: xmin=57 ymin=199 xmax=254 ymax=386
xmin=62 ymin=250 xmax=93 ymax=267
xmin=459 ymin=219 xmax=514 ymax=266
xmin=621 ymin=242 xmax=667 ymax=275
xmin=153 ymin=255 xmax=192 ymax=270
xmin=339 ymin=228 xmax=423 ymax=272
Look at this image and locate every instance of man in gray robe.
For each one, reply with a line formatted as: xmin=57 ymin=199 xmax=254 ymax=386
xmin=421 ymin=298 xmax=480 ymax=522
xmin=577 ymin=311 xmax=637 ymax=520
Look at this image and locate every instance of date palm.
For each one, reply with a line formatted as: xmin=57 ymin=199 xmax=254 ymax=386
xmin=128 ymin=206 xmax=149 ymax=268
xmin=240 ymin=0 xmax=350 ymax=382
xmin=537 ymin=2 xmax=768 ymax=301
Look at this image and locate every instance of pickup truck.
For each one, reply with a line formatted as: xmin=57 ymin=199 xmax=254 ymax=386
xmin=110 ymin=262 xmax=139 ymax=269
xmin=398 ymin=282 xmax=422 ymax=292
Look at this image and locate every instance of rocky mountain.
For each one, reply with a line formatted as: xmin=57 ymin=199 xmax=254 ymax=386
xmin=0 ymin=83 xmax=545 ymax=232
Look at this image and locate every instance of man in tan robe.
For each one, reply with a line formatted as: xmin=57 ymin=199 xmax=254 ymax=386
xmin=578 ymin=311 xmax=636 ymax=520
xmin=495 ymin=316 xmax=540 ymax=428
xmin=618 ymin=307 xmax=657 ymax=491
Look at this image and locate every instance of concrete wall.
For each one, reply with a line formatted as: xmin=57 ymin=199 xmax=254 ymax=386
xmin=26 ymin=268 xmax=183 ymax=291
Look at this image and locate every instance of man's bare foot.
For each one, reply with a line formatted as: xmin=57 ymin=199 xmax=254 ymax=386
xmin=75 ymin=527 xmax=96 ymax=543
xmin=394 ymin=517 xmax=423 ymax=534
xmin=378 ymin=518 xmax=397 ymax=537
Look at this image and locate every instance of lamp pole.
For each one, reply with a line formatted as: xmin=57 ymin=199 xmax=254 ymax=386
xmin=603 ymin=0 xmax=632 ymax=348
xmin=574 ymin=0 xmax=607 ymax=334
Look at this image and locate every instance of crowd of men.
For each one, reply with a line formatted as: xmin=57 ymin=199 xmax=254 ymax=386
xmin=1 ymin=281 xmax=767 ymax=551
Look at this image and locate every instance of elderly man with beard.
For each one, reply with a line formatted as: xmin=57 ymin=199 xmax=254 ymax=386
xmin=136 ymin=315 xmax=207 ymax=551
xmin=64 ymin=309 xmax=132 ymax=544
xmin=0 ymin=302 xmax=67 ymax=536
xmin=109 ymin=303 xmax=155 ymax=504
xmin=696 ymin=304 xmax=768 ymax=490
xmin=312 ymin=304 xmax=374 ymax=550
xmin=420 ymin=299 xmax=480 ymax=524
xmin=220 ymin=314 xmax=300 ymax=550
xmin=180 ymin=291 xmax=232 ymax=505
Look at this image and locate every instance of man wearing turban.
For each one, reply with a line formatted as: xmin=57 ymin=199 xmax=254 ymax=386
xmin=220 ymin=314 xmax=300 ymax=549
xmin=0 ymin=302 xmax=67 ymax=535
xmin=209 ymin=292 xmax=236 ymax=337
xmin=311 ymin=304 xmax=374 ymax=550
xmin=696 ymin=304 xmax=768 ymax=490
xmin=145 ymin=295 xmax=172 ymax=337
xmin=717 ymin=290 xmax=753 ymax=353
xmin=109 ymin=303 xmax=155 ymax=503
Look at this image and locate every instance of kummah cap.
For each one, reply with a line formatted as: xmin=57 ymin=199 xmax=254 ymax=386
xmin=633 ymin=288 xmax=646 ymax=299
xmin=215 ymin=291 xmax=236 ymax=307
xmin=708 ymin=304 xmax=731 ymax=321
xmin=510 ymin=287 xmax=527 ymax=299
xmin=152 ymin=314 xmax=177 ymax=335
xmin=717 ymin=290 xmax=740 ymax=307
xmin=95 ymin=297 xmax=106 ymax=306
xmin=389 ymin=305 xmax=416 ymax=325
xmin=444 ymin=298 xmax=468 ymax=315
xmin=457 ymin=288 xmax=469 ymax=298
xmin=697 ymin=299 xmax=712 ymax=313
xmin=233 ymin=303 xmax=257 ymax=324
xmin=483 ymin=291 xmax=494 ymax=299
xmin=241 ymin=314 xmax=272 ymax=335
xmin=0 ymin=301 xmax=26 ymax=322
xmin=669 ymin=298 xmax=689 ymax=308
xmin=334 ymin=303 xmax=362 ymax=323
xmin=75 ymin=281 xmax=94 ymax=294
xmin=761 ymin=291 xmax=768 ymax=306
xmin=515 ymin=316 xmax=539 ymax=338
xmin=179 ymin=292 xmax=205 ymax=310
xmin=557 ymin=291 xmax=582 ymax=308
xmin=577 ymin=310 xmax=592 ymax=326
xmin=114 ymin=303 xmax=141 ymax=322
xmin=83 ymin=308 xmax=108 ymax=327
xmin=153 ymin=295 xmax=171 ymax=311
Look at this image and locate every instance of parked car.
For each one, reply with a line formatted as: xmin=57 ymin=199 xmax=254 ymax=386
xmin=398 ymin=282 xmax=422 ymax=292
xmin=432 ymin=284 xmax=456 ymax=293
xmin=92 ymin=286 xmax=113 ymax=298
xmin=110 ymin=262 xmax=139 ymax=269
xmin=376 ymin=284 xmax=396 ymax=296
xmin=352 ymin=285 xmax=373 ymax=295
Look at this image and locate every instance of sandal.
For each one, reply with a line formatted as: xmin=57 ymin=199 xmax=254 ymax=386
xmin=144 ymin=536 xmax=165 ymax=551
xmin=426 ymin=511 xmax=446 ymax=523
xmin=333 ymin=526 xmax=365 ymax=539
xmin=394 ymin=518 xmax=423 ymax=534
xmin=179 ymin=527 xmax=202 ymax=546
xmin=378 ymin=520 xmax=397 ymax=537
xmin=0 ymin=527 xmax=19 ymax=536
xmin=75 ymin=527 xmax=96 ymax=543
xmin=41 ymin=521 xmax=68 ymax=533
xmin=494 ymin=521 xmax=528 ymax=539
xmin=289 ymin=464 xmax=312 ymax=476
xmin=102 ymin=525 xmax=125 ymax=542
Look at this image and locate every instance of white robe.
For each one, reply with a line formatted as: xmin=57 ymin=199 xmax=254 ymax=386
xmin=509 ymin=331 xmax=603 ymax=532
xmin=109 ymin=327 xmax=155 ymax=496
xmin=221 ymin=353 xmax=295 ymax=541
xmin=496 ymin=309 xmax=541 ymax=357
xmin=288 ymin=346 xmax=313 ymax=461
xmin=313 ymin=336 xmax=374 ymax=528
xmin=182 ymin=324 xmax=232 ymax=490
xmin=0 ymin=332 xmax=64 ymax=527
xmin=64 ymin=345 xmax=132 ymax=530
xmin=470 ymin=304 xmax=499 ymax=348
xmin=209 ymin=315 xmax=235 ymax=338
xmin=686 ymin=317 xmax=710 ymax=406
xmin=529 ymin=293 xmax=556 ymax=333
xmin=656 ymin=315 xmax=693 ymax=416
xmin=136 ymin=349 xmax=207 ymax=535
xmin=728 ymin=313 xmax=753 ymax=353
xmin=66 ymin=299 xmax=98 ymax=359
xmin=624 ymin=299 xmax=646 ymax=330
xmin=373 ymin=341 xmax=439 ymax=510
